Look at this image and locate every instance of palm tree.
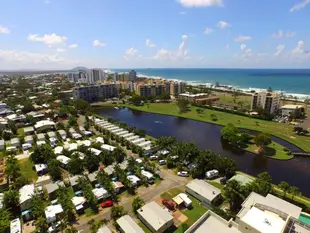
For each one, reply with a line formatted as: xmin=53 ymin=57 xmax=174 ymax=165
xmin=278 ymin=181 xmax=290 ymax=198
xmin=34 ymin=216 xmax=49 ymax=233
xmin=224 ymin=180 xmax=248 ymax=211
xmin=132 ymin=196 xmax=145 ymax=214
xmin=288 ymin=186 xmax=301 ymax=201
xmin=0 ymin=208 xmax=12 ymax=233
xmin=3 ymin=189 xmax=20 ymax=216
xmin=88 ymin=219 xmax=103 ymax=233
xmin=127 ymin=157 xmax=137 ymax=172
xmin=110 ymin=206 xmax=126 ymax=221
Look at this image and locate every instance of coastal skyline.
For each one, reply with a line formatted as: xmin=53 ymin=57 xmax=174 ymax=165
xmin=0 ymin=0 xmax=310 ymax=69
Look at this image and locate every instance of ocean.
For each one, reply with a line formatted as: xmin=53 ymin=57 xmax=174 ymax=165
xmin=112 ymin=69 xmax=310 ymax=99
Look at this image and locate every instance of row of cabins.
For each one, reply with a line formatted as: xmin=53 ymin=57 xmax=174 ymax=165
xmin=93 ymin=118 xmax=152 ymax=151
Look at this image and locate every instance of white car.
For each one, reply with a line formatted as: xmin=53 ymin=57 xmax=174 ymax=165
xmin=150 ymin=155 xmax=158 ymax=160
xmin=48 ymin=221 xmax=61 ymax=232
xmin=177 ymin=171 xmax=189 ymax=177
xmin=158 ymin=160 xmax=166 ymax=165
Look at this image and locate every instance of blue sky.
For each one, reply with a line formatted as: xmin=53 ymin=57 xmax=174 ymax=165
xmin=0 ymin=0 xmax=309 ymax=69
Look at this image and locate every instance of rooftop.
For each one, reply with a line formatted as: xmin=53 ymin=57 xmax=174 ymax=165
xmin=281 ymin=104 xmax=304 ymax=109
xmin=185 ymin=211 xmax=240 ymax=233
xmin=241 ymin=206 xmax=286 ymax=233
xmin=137 ymin=201 xmax=174 ymax=231
xmin=97 ymin=226 xmax=112 ymax=233
xmin=229 ymin=174 xmax=253 ymax=186
xmin=19 ymin=184 xmax=35 ymax=204
xmin=116 ymin=215 xmax=144 ymax=233
xmin=186 ymin=179 xmax=221 ymax=202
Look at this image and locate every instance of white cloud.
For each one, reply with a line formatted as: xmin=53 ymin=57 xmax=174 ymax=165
xmin=93 ymin=40 xmax=106 ymax=47
xmin=153 ymin=35 xmax=190 ymax=60
xmin=180 ymin=11 xmax=187 ymax=14
xmin=274 ymin=44 xmax=285 ymax=56
xmin=204 ymin=28 xmax=213 ymax=35
xmin=240 ymin=44 xmax=252 ymax=57
xmin=272 ymin=30 xmax=295 ymax=38
xmin=217 ymin=21 xmax=230 ymax=29
xmin=178 ymin=0 xmax=223 ymax=7
xmin=290 ymin=0 xmax=310 ymax=12
xmin=291 ymin=41 xmax=309 ymax=55
xmin=56 ymin=48 xmax=66 ymax=53
xmin=124 ymin=48 xmax=138 ymax=60
xmin=0 ymin=26 xmax=10 ymax=34
xmin=146 ymin=39 xmax=156 ymax=48
xmin=226 ymin=44 xmax=230 ymax=49
xmin=27 ymin=33 xmax=67 ymax=46
xmin=0 ymin=49 xmax=79 ymax=69
xmin=68 ymin=44 xmax=78 ymax=49
xmin=234 ymin=35 xmax=252 ymax=42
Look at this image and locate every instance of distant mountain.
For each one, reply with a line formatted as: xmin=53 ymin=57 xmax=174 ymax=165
xmin=72 ymin=66 xmax=88 ymax=71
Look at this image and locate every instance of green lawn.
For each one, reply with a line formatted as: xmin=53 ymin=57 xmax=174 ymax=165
xmin=19 ymin=159 xmax=38 ymax=181
xmin=246 ymin=141 xmax=294 ymax=160
xmin=207 ymin=181 xmax=225 ymax=192
xmin=160 ymin=187 xmax=208 ymax=231
xmin=101 ymin=103 xmax=310 ymax=152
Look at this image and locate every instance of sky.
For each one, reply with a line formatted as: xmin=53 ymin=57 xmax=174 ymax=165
xmin=0 ymin=0 xmax=309 ymax=70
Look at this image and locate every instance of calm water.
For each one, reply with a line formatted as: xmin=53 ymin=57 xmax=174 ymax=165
xmin=113 ymin=68 xmax=310 ymax=97
xmin=94 ymin=107 xmax=310 ymax=196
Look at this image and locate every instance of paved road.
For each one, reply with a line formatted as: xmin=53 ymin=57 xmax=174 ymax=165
xmin=74 ymin=169 xmax=189 ymax=232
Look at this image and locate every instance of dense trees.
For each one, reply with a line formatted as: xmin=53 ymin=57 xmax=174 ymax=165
xmin=254 ymin=133 xmax=272 ymax=153
xmin=249 ymin=172 xmax=272 ymax=196
xmin=224 ymin=180 xmax=249 ymax=211
xmin=279 ymin=181 xmax=290 ymax=198
xmin=176 ymin=99 xmax=190 ymax=113
xmin=47 ymin=159 xmax=62 ymax=181
xmin=3 ymin=190 xmax=20 ymax=216
xmin=74 ymin=99 xmax=90 ymax=113
xmin=4 ymin=155 xmax=21 ymax=183
xmin=221 ymin=124 xmax=251 ymax=149
xmin=67 ymin=154 xmax=84 ymax=175
xmin=0 ymin=209 xmax=12 ymax=233
xmin=31 ymin=145 xmax=56 ymax=164
xmin=56 ymin=186 xmax=75 ymax=221
xmin=78 ymin=177 xmax=98 ymax=211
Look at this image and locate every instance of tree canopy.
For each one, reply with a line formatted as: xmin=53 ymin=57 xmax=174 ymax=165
xmin=31 ymin=145 xmax=56 ymax=164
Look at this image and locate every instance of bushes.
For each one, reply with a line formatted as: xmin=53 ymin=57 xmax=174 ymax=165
xmin=210 ymin=114 xmax=218 ymax=121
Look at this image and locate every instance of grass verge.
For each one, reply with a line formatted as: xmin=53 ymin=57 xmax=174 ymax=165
xmin=19 ymin=158 xmax=38 ymax=181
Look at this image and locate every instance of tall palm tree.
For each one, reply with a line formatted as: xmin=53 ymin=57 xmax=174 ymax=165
xmin=289 ymin=186 xmax=301 ymax=201
xmin=278 ymin=181 xmax=290 ymax=198
xmin=224 ymin=180 xmax=248 ymax=211
xmin=132 ymin=196 xmax=145 ymax=214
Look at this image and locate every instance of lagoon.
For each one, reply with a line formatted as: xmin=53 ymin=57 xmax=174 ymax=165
xmin=94 ymin=107 xmax=310 ymax=196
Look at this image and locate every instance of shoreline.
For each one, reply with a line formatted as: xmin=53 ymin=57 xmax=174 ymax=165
xmin=91 ymin=103 xmax=310 ymax=152
xmin=108 ymin=69 xmax=310 ymax=101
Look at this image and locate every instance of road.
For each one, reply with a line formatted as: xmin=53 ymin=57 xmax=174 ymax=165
xmin=74 ymin=169 xmax=189 ymax=232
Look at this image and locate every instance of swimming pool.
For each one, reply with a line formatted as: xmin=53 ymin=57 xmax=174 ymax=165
xmin=299 ymin=214 xmax=310 ymax=225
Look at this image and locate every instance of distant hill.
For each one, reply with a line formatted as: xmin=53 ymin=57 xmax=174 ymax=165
xmin=72 ymin=66 xmax=88 ymax=71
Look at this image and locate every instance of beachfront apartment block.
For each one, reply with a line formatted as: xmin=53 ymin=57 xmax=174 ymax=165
xmin=73 ymin=84 xmax=117 ymax=102
xmin=251 ymin=91 xmax=280 ymax=114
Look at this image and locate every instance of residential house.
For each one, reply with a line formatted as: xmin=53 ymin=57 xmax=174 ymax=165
xmin=57 ymin=130 xmax=67 ymax=140
xmin=10 ymin=138 xmax=20 ymax=147
xmin=137 ymin=201 xmax=174 ymax=233
xmin=92 ymin=187 xmax=110 ymax=202
xmin=24 ymin=135 xmax=33 ymax=145
xmin=56 ymin=155 xmax=71 ymax=168
xmin=19 ymin=184 xmax=35 ymax=211
xmin=116 ymin=215 xmax=144 ymax=233
xmin=186 ymin=179 xmax=221 ymax=206
xmin=35 ymin=164 xmax=48 ymax=176
xmin=23 ymin=127 xmax=34 ymax=135
xmin=45 ymin=204 xmax=63 ymax=224
xmin=0 ymin=140 xmax=4 ymax=150
xmin=34 ymin=120 xmax=56 ymax=132
xmin=44 ymin=181 xmax=65 ymax=200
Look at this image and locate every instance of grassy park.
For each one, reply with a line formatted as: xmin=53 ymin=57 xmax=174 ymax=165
xmin=98 ymin=102 xmax=310 ymax=152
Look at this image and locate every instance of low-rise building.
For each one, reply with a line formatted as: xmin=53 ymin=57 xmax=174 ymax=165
xmin=56 ymin=155 xmax=71 ymax=167
xmin=34 ymin=120 xmax=56 ymax=132
xmin=116 ymin=215 xmax=144 ymax=233
xmin=10 ymin=138 xmax=20 ymax=147
xmin=10 ymin=218 xmax=21 ymax=233
xmin=72 ymin=196 xmax=86 ymax=213
xmin=281 ymin=104 xmax=305 ymax=117
xmin=57 ymin=130 xmax=67 ymax=140
xmin=101 ymin=144 xmax=116 ymax=152
xmin=54 ymin=146 xmax=64 ymax=155
xmin=45 ymin=204 xmax=63 ymax=224
xmin=186 ymin=179 xmax=221 ymax=205
xmin=36 ymin=133 xmax=45 ymax=142
xmin=127 ymin=175 xmax=140 ymax=186
xmin=19 ymin=184 xmax=35 ymax=211
xmin=92 ymin=187 xmax=110 ymax=201
xmin=44 ymin=181 xmax=65 ymax=200
xmin=35 ymin=164 xmax=48 ymax=176
xmin=23 ymin=126 xmax=34 ymax=135
xmin=24 ymin=135 xmax=33 ymax=145
xmin=137 ymin=201 xmax=174 ymax=233
xmin=97 ymin=225 xmax=112 ymax=233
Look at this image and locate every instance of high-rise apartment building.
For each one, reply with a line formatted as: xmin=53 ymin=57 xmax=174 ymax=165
xmin=137 ymin=84 xmax=167 ymax=97
xmin=129 ymin=70 xmax=137 ymax=82
xmin=73 ymin=84 xmax=117 ymax=102
xmin=170 ymin=81 xmax=185 ymax=96
xmin=251 ymin=91 xmax=280 ymax=114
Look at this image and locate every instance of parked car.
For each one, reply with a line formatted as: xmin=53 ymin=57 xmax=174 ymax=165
xmin=177 ymin=171 xmax=189 ymax=177
xmin=162 ymin=199 xmax=175 ymax=211
xmin=101 ymin=200 xmax=113 ymax=208
xmin=220 ymin=177 xmax=227 ymax=184
xmin=158 ymin=160 xmax=166 ymax=165
xmin=48 ymin=221 xmax=60 ymax=232
xmin=205 ymin=169 xmax=219 ymax=179
xmin=150 ymin=155 xmax=158 ymax=160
